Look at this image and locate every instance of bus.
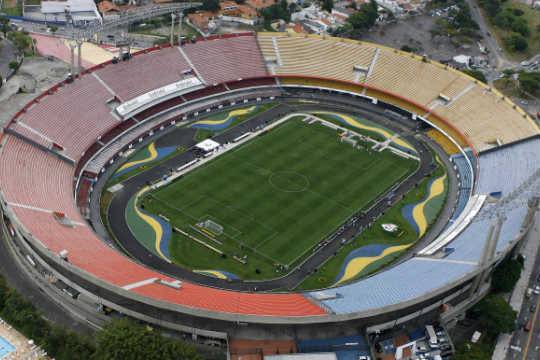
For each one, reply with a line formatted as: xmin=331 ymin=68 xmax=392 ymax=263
xmin=426 ymin=325 xmax=438 ymax=345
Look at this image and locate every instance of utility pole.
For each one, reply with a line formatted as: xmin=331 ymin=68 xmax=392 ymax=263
xmin=170 ymin=13 xmax=176 ymax=47
xmin=179 ymin=12 xmax=184 ymax=40
xmin=76 ymin=39 xmax=83 ymax=76
xmin=69 ymin=41 xmax=76 ymax=76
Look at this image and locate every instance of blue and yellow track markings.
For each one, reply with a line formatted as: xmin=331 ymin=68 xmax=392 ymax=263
xmin=191 ymin=106 xmax=257 ymax=131
xmin=113 ymin=142 xmax=176 ymax=179
xmin=335 ymin=243 xmax=410 ymax=285
xmin=311 ymin=111 xmax=416 ymax=153
xmin=126 ymin=187 xmax=172 ymax=261
xmin=401 ymin=168 xmax=447 ymax=237
xmin=193 ymin=269 xmax=240 ymax=281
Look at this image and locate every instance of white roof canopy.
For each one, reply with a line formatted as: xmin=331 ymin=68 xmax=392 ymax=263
xmin=195 ymin=139 xmax=220 ymax=152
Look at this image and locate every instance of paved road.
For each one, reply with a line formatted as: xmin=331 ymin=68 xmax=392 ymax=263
xmin=504 ymin=210 xmax=540 ymax=359
xmin=464 ymin=0 xmax=511 ymax=70
xmin=0 ymin=37 xmax=17 ymax=79
xmin=101 ymin=93 xmax=441 ymax=292
xmin=0 ymin=232 xmax=95 ymax=335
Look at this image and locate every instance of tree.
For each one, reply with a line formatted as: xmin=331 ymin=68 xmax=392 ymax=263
xmin=469 ymin=295 xmax=517 ymax=336
xmin=201 ymin=0 xmax=220 ymax=12
xmin=7 ymin=31 xmax=33 ymax=53
xmin=321 ymin=0 xmax=334 ymax=13
xmin=347 ymin=0 xmax=378 ymax=32
xmin=463 ymin=69 xmax=487 ymax=83
xmin=491 ymin=256 xmax=523 ymax=293
xmin=400 ymin=45 xmax=416 ymax=53
xmin=453 ymin=342 xmax=493 ymax=360
xmin=261 ymin=0 xmax=291 ymax=28
xmin=479 ymin=0 xmax=502 ymax=18
xmin=505 ymin=33 xmax=528 ymax=52
xmin=94 ymin=318 xmax=202 ymax=360
xmin=43 ymin=327 xmax=94 ymax=360
xmin=519 ymin=71 xmax=540 ymax=95
xmin=0 ymin=15 xmax=10 ymax=38
xmin=8 ymin=60 xmax=18 ymax=70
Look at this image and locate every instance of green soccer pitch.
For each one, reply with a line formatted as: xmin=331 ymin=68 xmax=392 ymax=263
xmin=141 ymin=116 xmax=419 ymax=280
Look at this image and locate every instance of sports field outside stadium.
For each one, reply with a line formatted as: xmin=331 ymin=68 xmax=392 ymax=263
xmin=141 ymin=116 xmax=418 ymax=280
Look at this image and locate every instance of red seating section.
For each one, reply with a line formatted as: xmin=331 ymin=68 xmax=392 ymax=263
xmin=95 ymin=47 xmax=191 ymax=101
xmin=0 ymin=136 xmax=79 ymax=219
xmin=0 ymin=37 xmax=328 ymax=318
xmin=7 ymin=75 xmax=119 ymax=160
xmin=181 ymin=34 xmax=268 ymax=85
xmin=0 ymin=138 xmax=326 ymax=317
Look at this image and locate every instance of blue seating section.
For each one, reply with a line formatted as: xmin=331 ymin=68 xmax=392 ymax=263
xmin=450 ymin=187 xmax=470 ymax=221
xmin=444 ymin=205 xmax=527 ymax=262
xmin=307 ymin=138 xmax=540 ymax=316
xmin=451 ymin=154 xmax=473 ymax=191
xmin=297 ymin=335 xmax=370 ymax=360
xmin=309 ymin=258 xmax=475 ymax=314
xmin=477 ymin=138 xmax=540 ymax=195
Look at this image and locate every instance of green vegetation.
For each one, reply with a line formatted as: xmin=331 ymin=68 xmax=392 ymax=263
xmin=0 ymin=2 xmax=22 ymax=16
xmin=94 ymin=318 xmax=202 ymax=360
xmin=469 ymin=294 xmax=517 ymax=336
xmin=491 ymin=255 xmax=524 ymax=293
xmin=296 ymin=160 xmax=447 ymax=290
xmin=494 ymin=70 xmax=540 ymax=99
xmin=453 ymin=341 xmax=495 ymax=360
xmin=336 ymin=0 xmax=378 ymax=35
xmin=106 ymin=145 xmax=186 ymax=187
xmin=0 ymin=274 xmax=202 ymax=360
xmin=431 ymin=0 xmax=480 ymax=40
xmin=201 ymin=0 xmax=220 ymax=12
xmin=479 ymin=0 xmax=540 ymax=57
xmin=519 ymin=71 xmax=540 ymax=96
xmin=321 ymin=0 xmax=334 ymax=12
xmin=7 ymin=31 xmax=33 ymax=55
xmin=505 ymin=33 xmax=528 ymax=52
xmin=8 ymin=60 xmax=18 ymax=70
xmin=193 ymin=102 xmax=278 ymax=142
xmin=142 ymin=117 xmax=417 ymax=281
xmin=314 ymin=113 xmax=387 ymax=142
xmin=463 ymin=69 xmax=487 ymax=83
xmin=400 ymin=45 xmax=418 ymax=53
xmin=261 ymin=0 xmax=291 ymax=29
xmin=0 ymin=15 xmax=10 ymax=37
xmin=453 ymin=255 xmax=522 ymax=359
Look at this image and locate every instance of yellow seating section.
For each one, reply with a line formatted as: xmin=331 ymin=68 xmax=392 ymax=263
xmin=257 ymin=32 xmax=540 ymax=151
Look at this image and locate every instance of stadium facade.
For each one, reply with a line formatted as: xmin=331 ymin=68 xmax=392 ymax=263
xmin=0 ymin=32 xmax=539 ymax=346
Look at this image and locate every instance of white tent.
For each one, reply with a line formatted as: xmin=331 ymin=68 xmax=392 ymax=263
xmin=195 ymin=139 xmax=221 ymax=152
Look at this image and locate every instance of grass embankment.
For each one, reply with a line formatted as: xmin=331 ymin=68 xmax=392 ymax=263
xmin=106 ymin=145 xmax=185 ymax=187
xmin=192 ymin=102 xmax=279 ymax=142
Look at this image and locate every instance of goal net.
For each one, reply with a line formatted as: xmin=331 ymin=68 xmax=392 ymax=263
xmin=197 ymin=219 xmax=224 ymax=235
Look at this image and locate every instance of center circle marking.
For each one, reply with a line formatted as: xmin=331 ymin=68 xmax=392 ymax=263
xmin=269 ymin=171 xmax=310 ymax=193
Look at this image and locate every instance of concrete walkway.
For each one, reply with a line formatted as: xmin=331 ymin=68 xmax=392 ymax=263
xmin=492 ymin=209 xmax=540 ymax=359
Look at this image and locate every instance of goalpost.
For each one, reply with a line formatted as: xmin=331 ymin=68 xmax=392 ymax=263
xmin=197 ymin=219 xmax=224 ymax=236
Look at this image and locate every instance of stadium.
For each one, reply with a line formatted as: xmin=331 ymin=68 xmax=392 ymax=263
xmin=1 ymin=32 xmax=539 ymax=358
